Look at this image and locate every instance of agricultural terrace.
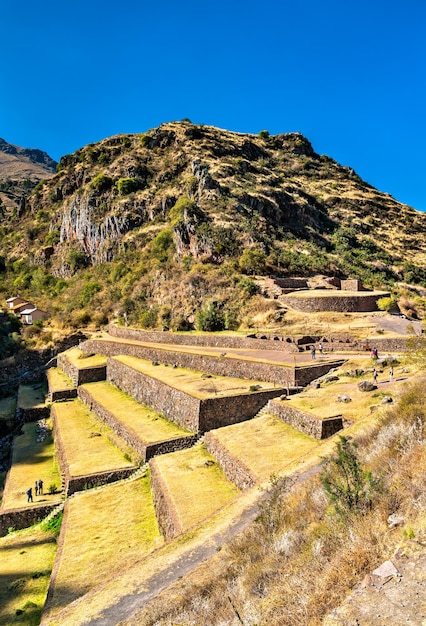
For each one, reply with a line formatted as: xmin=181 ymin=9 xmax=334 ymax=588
xmin=0 ymin=525 xmax=57 ymax=626
xmin=150 ymin=443 xmax=240 ymax=532
xmin=46 ymin=476 xmax=162 ymax=616
xmin=1 ymin=421 xmax=61 ymax=511
xmin=208 ymin=414 xmax=319 ymax=482
xmin=17 ymin=384 xmax=47 ymax=410
xmin=0 ymin=395 xmax=15 ymax=428
xmin=112 ymin=355 xmax=279 ymax=399
xmin=46 ymin=367 xmax=75 ymax=394
xmin=52 ymin=400 xmax=135 ymax=478
xmin=80 ymin=381 xmax=193 ymax=441
xmin=61 ymin=347 xmax=106 ymax=369
xmin=286 ymin=357 xmax=413 ymax=427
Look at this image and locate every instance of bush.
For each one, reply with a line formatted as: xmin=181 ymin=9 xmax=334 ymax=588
xmin=150 ymin=229 xmax=174 ymax=263
xmin=239 ymin=248 xmax=268 ymax=275
xmin=92 ymin=173 xmax=113 ymax=192
xmin=116 ymin=177 xmax=139 ymax=195
xmin=196 ymin=302 xmax=225 ymax=331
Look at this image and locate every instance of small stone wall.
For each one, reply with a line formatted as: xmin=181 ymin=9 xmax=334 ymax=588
xmin=16 ymin=406 xmax=51 ymax=423
xmin=267 ymin=277 xmax=308 ymax=290
xmin=107 ymin=358 xmax=286 ymax=433
xmin=341 ymin=279 xmax=365 ymax=291
xmin=57 ymin=353 xmax=106 ymax=386
xmin=81 ymin=339 xmax=296 ymax=386
xmin=108 ymin=323 xmax=297 ymax=352
xmin=50 ymin=389 xmax=77 ymax=402
xmin=204 ymin=432 xmax=256 ymax=490
xmin=285 ymin=293 xmax=388 ymax=313
xmin=268 ymin=400 xmax=343 ymax=439
xmin=295 ymin=360 xmax=345 ymax=386
xmin=149 ymin=460 xmax=181 ymax=540
xmin=77 ymin=386 xmax=199 ymax=461
xmin=0 ymin=503 xmax=57 ymax=537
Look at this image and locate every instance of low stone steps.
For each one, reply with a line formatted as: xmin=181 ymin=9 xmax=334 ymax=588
xmin=56 ymin=347 xmax=107 ymax=387
xmin=46 ymin=367 xmax=77 ymax=402
xmin=78 ymin=381 xmax=199 ymax=461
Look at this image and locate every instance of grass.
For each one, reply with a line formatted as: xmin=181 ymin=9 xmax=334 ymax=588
xmin=0 ymin=525 xmax=57 ymax=626
xmin=46 ymin=368 xmax=74 ymax=393
xmin=52 ymin=399 xmax=135 ymax=477
xmin=0 ymin=395 xmax=16 ymax=421
xmin=151 ymin=443 xmax=240 ymax=531
xmin=17 ymin=384 xmax=47 ymax=410
xmin=2 ymin=421 xmax=61 ymax=511
xmin=113 ymin=355 xmax=278 ymax=399
xmin=62 ymin=347 xmax=107 ymax=369
xmin=80 ymin=381 xmax=193 ymax=441
xmin=210 ymin=414 xmax=319 ymax=482
xmin=46 ymin=476 xmax=163 ymax=616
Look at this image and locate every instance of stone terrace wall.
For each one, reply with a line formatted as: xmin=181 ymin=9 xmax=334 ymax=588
xmin=268 ymin=400 xmax=343 ymax=439
xmin=204 ymin=432 xmax=256 ymax=490
xmin=149 ymin=460 xmax=181 ymax=540
xmin=107 ymin=358 xmax=286 ymax=433
xmin=108 ymin=323 xmax=297 ymax=352
xmin=50 ymin=389 xmax=77 ymax=402
xmin=285 ymin=293 xmax=388 ymax=313
xmin=78 ymin=386 xmax=198 ymax=461
xmin=0 ymin=503 xmax=56 ymax=537
xmin=341 ymin=279 xmax=365 ymax=291
xmin=57 ymin=353 xmax=106 ymax=386
xmin=295 ymin=360 xmax=345 ymax=386
xmin=81 ymin=339 xmax=296 ymax=386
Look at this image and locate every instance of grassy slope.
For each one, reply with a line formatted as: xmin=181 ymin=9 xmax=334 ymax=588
xmin=52 ymin=400 xmax=134 ymax=476
xmin=2 ymin=421 xmax=61 ymax=511
xmin=45 ymin=476 xmax=162 ymax=617
xmin=80 ymin=381 xmax=192 ymax=441
xmin=46 ymin=368 xmax=74 ymax=393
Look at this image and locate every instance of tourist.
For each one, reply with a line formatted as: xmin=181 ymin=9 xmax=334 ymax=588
xmin=389 ymin=366 xmax=393 ymax=383
xmin=318 ymin=343 xmax=323 ymax=355
xmin=311 ymin=347 xmax=316 ymax=359
xmin=373 ymin=368 xmax=378 ymax=384
xmin=26 ymin=488 xmax=33 ymax=503
xmin=35 ymin=480 xmax=39 ymax=496
xmin=38 ymin=479 xmax=43 ymax=495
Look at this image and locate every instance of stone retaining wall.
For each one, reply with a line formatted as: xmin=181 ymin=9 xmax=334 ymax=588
xmin=16 ymin=406 xmax=51 ymax=423
xmin=285 ymin=293 xmax=387 ymax=313
xmin=81 ymin=339 xmax=296 ymax=386
xmin=149 ymin=460 xmax=181 ymax=540
xmin=50 ymin=389 xmax=77 ymax=402
xmin=77 ymin=386 xmax=199 ymax=461
xmin=107 ymin=358 xmax=285 ymax=433
xmin=204 ymin=432 xmax=256 ymax=490
xmin=0 ymin=503 xmax=56 ymax=537
xmin=57 ymin=353 xmax=106 ymax=386
xmin=268 ymin=399 xmax=343 ymax=439
xmin=108 ymin=323 xmax=297 ymax=352
xmin=294 ymin=360 xmax=345 ymax=386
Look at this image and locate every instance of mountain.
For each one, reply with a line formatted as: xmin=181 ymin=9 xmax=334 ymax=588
xmin=0 ymin=138 xmax=57 ymax=214
xmin=0 ymin=121 xmax=425 ymax=330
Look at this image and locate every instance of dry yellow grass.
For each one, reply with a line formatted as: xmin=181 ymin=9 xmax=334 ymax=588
xmin=151 ymin=443 xmax=240 ymax=531
xmin=46 ymin=367 xmax=74 ymax=392
xmin=113 ymin=355 xmax=278 ymax=399
xmin=211 ymin=414 xmax=319 ymax=481
xmin=52 ymin=400 xmax=134 ymax=476
xmin=46 ymin=476 xmax=163 ymax=617
xmin=63 ymin=347 xmax=106 ymax=369
xmin=0 ymin=526 xmax=57 ymax=626
xmin=2 ymin=421 xmax=61 ymax=511
xmin=80 ymin=381 xmax=192 ymax=441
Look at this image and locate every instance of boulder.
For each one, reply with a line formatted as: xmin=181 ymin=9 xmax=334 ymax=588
xmin=358 ymin=380 xmax=377 ymax=392
xmin=337 ymin=394 xmax=352 ymax=403
xmin=381 ymin=396 xmax=393 ymax=404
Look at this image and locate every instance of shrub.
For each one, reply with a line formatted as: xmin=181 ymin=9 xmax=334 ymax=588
xmin=92 ymin=173 xmax=113 ymax=192
xmin=239 ymin=248 xmax=268 ymax=275
xmin=320 ymin=436 xmax=377 ymax=518
xmin=150 ymin=229 xmax=174 ymax=263
xmin=196 ymin=302 xmax=225 ymax=331
xmin=116 ymin=177 xmax=139 ymax=195
xmin=258 ymin=130 xmax=270 ymax=141
xmin=377 ymin=296 xmax=399 ymax=312
xmin=68 ymin=249 xmax=88 ymax=272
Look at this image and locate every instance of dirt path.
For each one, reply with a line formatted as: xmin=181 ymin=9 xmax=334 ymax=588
xmin=43 ymin=464 xmax=321 ymax=626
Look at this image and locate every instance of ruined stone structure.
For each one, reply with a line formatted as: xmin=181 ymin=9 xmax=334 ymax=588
xmin=267 ymin=399 xmax=343 ymax=439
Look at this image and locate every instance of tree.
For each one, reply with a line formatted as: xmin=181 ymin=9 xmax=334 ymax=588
xmin=320 ymin=436 xmax=377 ymax=518
xmin=239 ymin=248 xmax=268 ymax=275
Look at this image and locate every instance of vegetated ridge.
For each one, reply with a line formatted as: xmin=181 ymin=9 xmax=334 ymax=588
xmin=0 ymin=121 xmax=425 ymax=332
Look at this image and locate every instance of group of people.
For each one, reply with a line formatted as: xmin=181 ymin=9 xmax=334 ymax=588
xmin=373 ymin=366 xmax=393 ymax=384
xmin=26 ymin=479 xmax=43 ymax=503
xmin=311 ymin=343 xmax=323 ymax=359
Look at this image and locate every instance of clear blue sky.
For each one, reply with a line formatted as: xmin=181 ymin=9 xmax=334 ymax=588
xmin=1 ymin=0 xmax=425 ymax=211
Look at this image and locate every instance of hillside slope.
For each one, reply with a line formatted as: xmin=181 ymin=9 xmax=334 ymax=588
xmin=0 ymin=122 xmax=425 ymax=330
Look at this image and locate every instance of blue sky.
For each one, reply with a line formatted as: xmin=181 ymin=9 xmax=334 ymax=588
xmin=1 ymin=0 xmax=425 ymax=211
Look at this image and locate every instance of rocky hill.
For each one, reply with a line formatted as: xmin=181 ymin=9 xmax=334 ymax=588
xmin=0 ymin=138 xmax=57 ymax=214
xmin=0 ymin=122 xmax=425 ymax=330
